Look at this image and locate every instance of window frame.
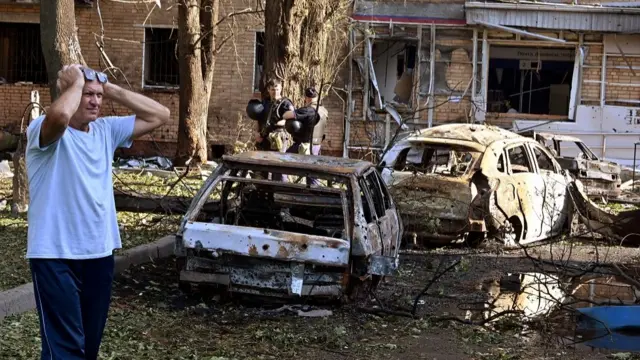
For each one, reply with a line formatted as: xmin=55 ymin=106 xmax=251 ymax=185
xmin=0 ymin=22 xmax=47 ymax=85
xmin=505 ymin=143 xmax=535 ymax=175
xmin=253 ymin=31 xmax=265 ymax=93
xmin=142 ymin=26 xmax=180 ymax=90
xmin=529 ymin=143 xmax=558 ymax=174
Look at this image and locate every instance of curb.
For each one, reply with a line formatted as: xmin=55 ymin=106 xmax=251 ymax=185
xmin=0 ymin=235 xmax=176 ymax=321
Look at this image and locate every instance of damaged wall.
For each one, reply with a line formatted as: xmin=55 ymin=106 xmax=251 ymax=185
xmin=0 ymin=0 xmax=260 ymax=157
xmin=347 ymin=24 xmax=478 ymax=151
xmin=347 ymin=7 xmax=640 ymax=158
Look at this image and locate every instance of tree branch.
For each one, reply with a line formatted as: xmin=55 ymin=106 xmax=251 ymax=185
xmin=214 ymin=30 xmax=234 ymax=54
xmin=193 ymin=7 xmax=262 ymax=49
xmin=215 ymin=7 xmax=263 ymax=27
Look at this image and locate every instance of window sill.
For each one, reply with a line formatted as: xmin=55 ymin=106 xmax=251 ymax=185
xmin=486 ymin=112 xmax=570 ymax=121
xmin=0 ymin=0 xmax=93 ymax=8
xmin=142 ymin=86 xmax=179 ymax=94
xmin=0 ymin=82 xmax=48 ymax=87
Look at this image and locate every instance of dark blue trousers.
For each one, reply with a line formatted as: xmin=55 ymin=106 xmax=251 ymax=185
xmin=30 ymin=255 xmax=115 ymax=360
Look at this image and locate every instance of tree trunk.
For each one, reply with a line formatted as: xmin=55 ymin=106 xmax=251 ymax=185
xmin=262 ymin=1 xmax=346 ymax=105
xmin=40 ymin=0 xmax=86 ymax=101
xmin=263 ymin=0 xmax=308 ymax=103
xmin=174 ymin=0 xmax=219 ymax=167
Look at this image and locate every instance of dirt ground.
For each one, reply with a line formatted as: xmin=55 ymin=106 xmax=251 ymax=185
xmin=2 ymin=240 xmax=638 ymax=359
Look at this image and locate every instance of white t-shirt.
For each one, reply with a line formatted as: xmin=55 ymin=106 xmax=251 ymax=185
xmin=25 ymin=114 xmax=136 ymax=259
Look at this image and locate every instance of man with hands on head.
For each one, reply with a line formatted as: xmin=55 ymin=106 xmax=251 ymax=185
xmin=25 ymin=63 xmax=169 ymax=360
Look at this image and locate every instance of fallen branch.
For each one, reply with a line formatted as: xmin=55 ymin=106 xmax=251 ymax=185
xmin=114 ymin=190 xmax=219 ymax=215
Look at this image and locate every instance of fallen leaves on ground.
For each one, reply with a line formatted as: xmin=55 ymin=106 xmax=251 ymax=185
xmin=0 ymin=253 xmax=621 ymax=359
xmin=0 ymin=170 xmax=204 ymax=291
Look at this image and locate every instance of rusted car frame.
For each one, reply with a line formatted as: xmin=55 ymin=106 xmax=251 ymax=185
xmin=175 ymin=151 xmax=403 ymax=299
xmin=521 ymin=130 xmax=621 ymax=198
xmin=380 ymin=124 xmax=575 ymax=247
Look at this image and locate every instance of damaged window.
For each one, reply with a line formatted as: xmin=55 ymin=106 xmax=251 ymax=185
xmin=488 ymin=46 xmax=575 ymax=117
xmin=555 ymin=140 xmax=596 ymax=161
xmin=360 ymin=184 xmax=375 ymax=223
xmin=143 ymin=27 xmax=179 ymax=87
xmin=197 ymin=169 xmax=350 ymax=241
xmin=532 ymin=146 xmax=555 ymax=173
xmin=364 ymin=171 xmax=391 ymax=218
xmin=497 ymin=153 xmax=506 ymax=173
xmin=0 ymin=22 xmax=47 ymax=84
xmin=507 ymin=145 xmax=533 ymax=174
xmin=395 ymin=145 xmax=476 ymax=177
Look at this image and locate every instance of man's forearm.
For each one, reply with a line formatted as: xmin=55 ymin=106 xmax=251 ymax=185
xmin=48 ymin=82 xmax=84 ymax=125
xmin=40 ymin=82 xmax=84 ymax=146
xmin=104 ymin=83 xmax=169 ymax=124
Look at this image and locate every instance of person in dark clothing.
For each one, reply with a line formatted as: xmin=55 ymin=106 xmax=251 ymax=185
xmin=283 ymin=87 xmax=327 ymax=156
xmin=283 ymin=87 xmax=327 ymax=186
xmin=308 ymin=88 xmax=328 ymax=156
xmin=261 ymin=79 xmax=294 ymax=154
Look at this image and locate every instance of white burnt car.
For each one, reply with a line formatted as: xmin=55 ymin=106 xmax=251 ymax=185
xmin=379 ymin=124 xmax=576 ymax=247
xmin=174 ymin=151 xmax=403 ymax=299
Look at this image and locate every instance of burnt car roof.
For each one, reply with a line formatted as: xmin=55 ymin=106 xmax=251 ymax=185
xmin=400 ymin=124 xmax=524 ymax=151
xmin=222 ymin=151 xmax=374 ymax=176
xmin=519 ymin=130 xmax=583 ymax=143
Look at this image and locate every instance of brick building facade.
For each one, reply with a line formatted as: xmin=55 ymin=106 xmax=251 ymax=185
xmin=0 ymin=0 xmax=346 ymax=159
xmin=2 ymin=0 xmax=640 ymax=163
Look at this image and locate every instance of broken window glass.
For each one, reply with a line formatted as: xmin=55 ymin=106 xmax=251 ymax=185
xmin=508 ymin=145 xmax=533 ymax=174
xmin=397 ymin=145 xmax=476 ymax=177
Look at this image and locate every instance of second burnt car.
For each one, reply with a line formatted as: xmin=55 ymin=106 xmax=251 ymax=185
xmin=174 ymin=151 xmax=403 ymax=299
xmin=379 ymin=124 xmax=576 ymax=247
xmin=519 ymin=130 xmax=621 ymax=199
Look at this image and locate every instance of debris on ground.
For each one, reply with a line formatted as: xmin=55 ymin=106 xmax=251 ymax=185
xmin=0 ymin=160 xmax=12 ymax=179
xmin=114 ymin=156 xmax=173 ymax=170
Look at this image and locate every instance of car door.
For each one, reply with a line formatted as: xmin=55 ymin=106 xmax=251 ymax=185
xmin=358 ymin=176 xmax=384 ymax=255
xmin=362 ymin=168 xmax=401 ymax=257
xmin=528 ymin=143 xmax=569 ymax=237
xmin=504 ymin=142 xmax=546 ymax=243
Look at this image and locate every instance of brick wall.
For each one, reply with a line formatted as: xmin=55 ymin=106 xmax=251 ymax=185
xmin=0 ymin=0 xmax=353 ymax=159
xmin=2 ymin=0 xmax=638 ymax=160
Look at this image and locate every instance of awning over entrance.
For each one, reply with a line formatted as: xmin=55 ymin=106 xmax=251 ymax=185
xmin=466 ymin=1 xmax=640 ymax=33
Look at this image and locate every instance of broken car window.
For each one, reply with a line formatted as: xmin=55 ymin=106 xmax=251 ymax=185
xmin=497 ymin=153 xmax=505 ymax=173
xmin=374 ymin=170 xmax=393 ymax=211
xmin=396 ymin=145 xmax=476 ymax=177
xmin=392 ymin=147 xmax=411 ymax=171
xmin=194 ymin=167 xmax=351 ymax=241
xmin=364 ymin=171 xmax=386 ymax=218
xmin=360 ymin=182 xmax=375 ymax=223
xmin=507 ymin=145 xmax=533 ymax=174
xmin=557 ymin=141 xmax=593 ymax=160
xmin=532 ymin=146 xmax=555 ymax=173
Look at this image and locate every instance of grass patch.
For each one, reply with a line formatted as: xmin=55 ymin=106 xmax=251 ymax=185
xmin=0 ymin=256 xmax=602 ymax=360
xmin=0 ymin=170 xmax=205 ymax=291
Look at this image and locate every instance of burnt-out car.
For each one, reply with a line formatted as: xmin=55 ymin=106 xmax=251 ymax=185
xmin=520 ymin=131 xmax=621 ymax=199
xmin=379 ymin=124 xmax=576 ymax=247
xmin=174 ymin=151 xmax=403 ymax=299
